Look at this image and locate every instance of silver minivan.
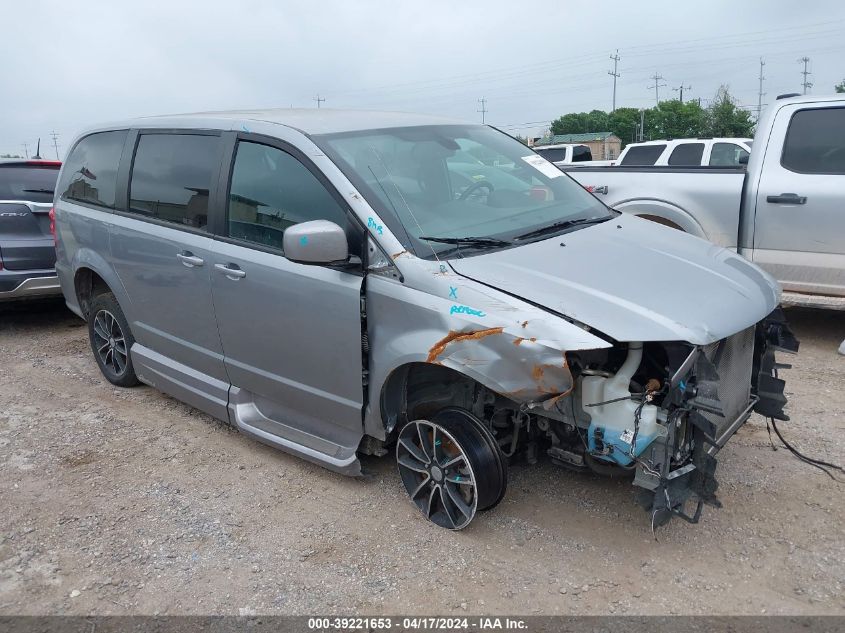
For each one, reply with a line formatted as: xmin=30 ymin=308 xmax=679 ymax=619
xmin=54 ymin=110 xmax=796 ymax=530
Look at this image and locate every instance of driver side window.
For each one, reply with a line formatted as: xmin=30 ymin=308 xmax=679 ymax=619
xmin=227 ymin=141 xmax=347 ymax=251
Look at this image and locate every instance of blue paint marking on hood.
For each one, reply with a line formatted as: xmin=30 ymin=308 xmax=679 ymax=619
xmin=449 ymin=215 xmax=779 ymax=345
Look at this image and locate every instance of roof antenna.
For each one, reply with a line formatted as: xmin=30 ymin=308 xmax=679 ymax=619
xmin=32 ymin=138 xmax=42 ymax=160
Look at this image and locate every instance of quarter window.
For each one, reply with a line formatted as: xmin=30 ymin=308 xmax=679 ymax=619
xmin=59 ymin=131 xmax=127 ymax=208
xmin=227 ymin=141 xmax=347 ymax=250
xmin=128 ymin=134 xmax=220 ymax=230
xmin=781 ymin=107 xmax=845 ymax=174
xmin=667 ymin=143 xmax=704 ymax=166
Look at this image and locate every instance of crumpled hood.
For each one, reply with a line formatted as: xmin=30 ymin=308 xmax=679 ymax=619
xmin=449 ymin=215 xmax=780 ymax=345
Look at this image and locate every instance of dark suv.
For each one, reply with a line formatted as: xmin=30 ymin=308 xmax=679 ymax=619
xmin=0 ymin=159 xmax=62 ymax=301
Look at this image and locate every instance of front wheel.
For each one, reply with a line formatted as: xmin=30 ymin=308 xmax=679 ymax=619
xmin=88 ymin=292 xmax=139 ymax=387
xmin=396 ymin=409 xmax=507 ymax=530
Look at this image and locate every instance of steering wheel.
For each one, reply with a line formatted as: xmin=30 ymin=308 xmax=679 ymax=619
xmin=459 ymin=180 xmax=494 ymax=201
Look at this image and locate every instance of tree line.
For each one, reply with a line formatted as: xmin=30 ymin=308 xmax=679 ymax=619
xmin=547 ymin=86 xmax=755 ymax=148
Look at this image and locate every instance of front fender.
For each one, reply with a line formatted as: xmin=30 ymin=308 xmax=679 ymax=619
xmin=363 ymin=273 xmax=610 ymax=439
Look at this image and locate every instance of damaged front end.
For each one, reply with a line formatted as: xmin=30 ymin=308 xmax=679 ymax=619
xmin=566 ymin=307 xmax=799 ymax=527
xmin=408 ymin=306 xmax=800 ymax=529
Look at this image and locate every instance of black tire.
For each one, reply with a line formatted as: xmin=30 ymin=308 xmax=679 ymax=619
xmin=88 ymin=292 xmax=139 ymax=387
xmin=433 ymin=408 xmax=508 ymax=511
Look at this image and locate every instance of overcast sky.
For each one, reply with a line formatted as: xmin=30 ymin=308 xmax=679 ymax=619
xmin=2 ymin=0 xmax=844 ymax=157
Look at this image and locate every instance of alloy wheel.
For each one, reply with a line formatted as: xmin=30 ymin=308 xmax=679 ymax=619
xmin=92 ymin=309 xmax=128 ymax=377
xmin=397 ymin=415 xmax=504 ymax=530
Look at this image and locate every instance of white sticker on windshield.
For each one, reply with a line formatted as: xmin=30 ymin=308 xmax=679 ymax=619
xmin=521 ymin=154 xmax=563 ymax=179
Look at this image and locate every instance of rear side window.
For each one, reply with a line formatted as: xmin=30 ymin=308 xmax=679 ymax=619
xmin=782 ymin=107 xmax=845 ymax=174
xmin=534 ymin=148 xmax=568 ymax=162
xmin=667 ymin=143 xmax=704 ymax=166
xmin=620 ymin=144 xmax=665 ymax=165
xmin=129 ymin=134 xmax=220 ymax=230
xmin=709 ymin=142 xmax=748 ymax=166
xmin=0 ymin=165 xmax=60 ymax=202
xmin=59 ymin=131 xmax=127 ymax=207
xmin=572 ymin=145 xmax=592 ymax=162
xmin=227 ymin=141 xmax=347 ymax=250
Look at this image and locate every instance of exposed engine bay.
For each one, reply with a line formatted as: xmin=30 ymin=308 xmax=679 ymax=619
xmin=402 ymin=308 xmax=798 ymax=527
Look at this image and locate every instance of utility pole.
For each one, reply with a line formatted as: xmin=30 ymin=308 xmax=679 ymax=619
xmin=313 ymin=94 xmax=326 ymax=108
xmin=798 ymin=57 xmax=812 ymax=94
xmin=672 ymin=83 xmax=692 ymax=104
xmin=756 ymin=58 xmax=766 ymax=122
xmin=608 ymin=50 xmax=621 ymax=112
xmin=50 ymin=131 xmax=60 ymax=159
xmin=648 ymin=73 xmax=666 ymax=106
xmin=638 ymin=109 xmax=645 ymax=142
xmin=477 ymin=97 xmax=488 ymax=124
xmin=22 ymin=143 xmax=29 ymax=159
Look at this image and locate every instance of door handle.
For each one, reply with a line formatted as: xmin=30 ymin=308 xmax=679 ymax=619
xmin=177 ymin=252 xmax=204 ymax=267
xmin=766 ymin=193 xmax=807 ymax=205
xmin=214 ymin=263 xmax=246 ymax=279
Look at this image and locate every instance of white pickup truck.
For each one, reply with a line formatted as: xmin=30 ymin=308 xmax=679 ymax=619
xmin=564 ymin=94 xmax=845 ymax=311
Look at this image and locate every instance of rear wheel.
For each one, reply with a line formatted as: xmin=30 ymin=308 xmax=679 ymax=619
xmin=396 ymin=408 xmax=507 ymax=530
xmin=88 ymin=292 xmax=139 ymax=387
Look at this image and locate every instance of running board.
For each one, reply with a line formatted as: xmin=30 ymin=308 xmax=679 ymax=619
xmin=781 ymin=292 xmax=845 ymax=311
xmin=228 ymin=387 xmax=362 ymax=477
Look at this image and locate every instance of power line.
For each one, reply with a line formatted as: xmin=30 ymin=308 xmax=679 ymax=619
xmin=648 ymin=73 xmax=666 ymax=106
xmin=350 ymin=37 xmax=845 ymax=112
xmin=50 ymin=131 xmax=60 ymax=160
xmin=798 ymin=56 xmax=813 ymax=94
xmin=672 ymin=82 xmax=692 ymax=103
xmin=332 ymin=18 xmax=845 ymax=101
xmin=756 ymin=58 xmax=766 ymax=122
xmin=313 ymin=94 xmax=326 ymax=108
xmin=477 ymin=97 xmax=488 ymax=124
xmin=608 ymin=50 xmax=621 ymax=112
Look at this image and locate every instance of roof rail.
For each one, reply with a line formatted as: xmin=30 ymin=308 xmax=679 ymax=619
xmin=776 ymin=93 xmax=801 ymax=100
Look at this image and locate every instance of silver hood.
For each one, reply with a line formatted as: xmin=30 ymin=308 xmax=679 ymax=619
xmin=449 ymin=215 xmax=779 ymax=345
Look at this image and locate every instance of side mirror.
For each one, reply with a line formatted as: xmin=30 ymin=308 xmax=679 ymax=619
xmin=283 ymin=220 xmax=349 ymax=265
xmin=738 ymin=154 xmax=749 ymax=165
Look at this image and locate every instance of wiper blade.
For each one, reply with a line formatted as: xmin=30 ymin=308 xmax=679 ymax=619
xmin=22 ymin=188 xmax=55 ymax=194
xmin=514 ymin=216 xmax=611 ymax=240
xmin=418 ymin=235 xmax=512 ymax=247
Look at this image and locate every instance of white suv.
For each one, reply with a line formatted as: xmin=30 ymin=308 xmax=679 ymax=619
xmin=617 ymin=138 xmax=752 ymax=167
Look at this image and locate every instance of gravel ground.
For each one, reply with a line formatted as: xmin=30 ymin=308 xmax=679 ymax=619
xmin=0 ymin=300 xmax=842 ymax=616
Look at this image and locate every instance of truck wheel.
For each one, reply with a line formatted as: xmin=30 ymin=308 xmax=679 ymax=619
xmin=396 ymin=409 xmax=507 ymax=530
xmin=88 ymin=292 xmax=139 ymax=387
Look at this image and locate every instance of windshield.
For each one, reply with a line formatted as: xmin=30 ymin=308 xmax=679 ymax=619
xmin=314 ymin=125 xmax=611 ymax=258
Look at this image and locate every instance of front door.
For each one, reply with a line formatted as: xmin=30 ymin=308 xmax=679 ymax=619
xmin=752 ymin=103 xmax=845 ymax=297
xmin=210 ymin=138 xmax=365 ymax=464
xmin=110 ymin=131 xmax=229 ymax=418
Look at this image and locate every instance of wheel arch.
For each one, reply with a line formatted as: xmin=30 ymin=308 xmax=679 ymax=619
xmin=614 ymin=199 xmax=706 ymax=238
xmin=376 ymin=360 xmax=532 ymax=442
xmin=70 ymin=248 xmax=131 ymax=320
